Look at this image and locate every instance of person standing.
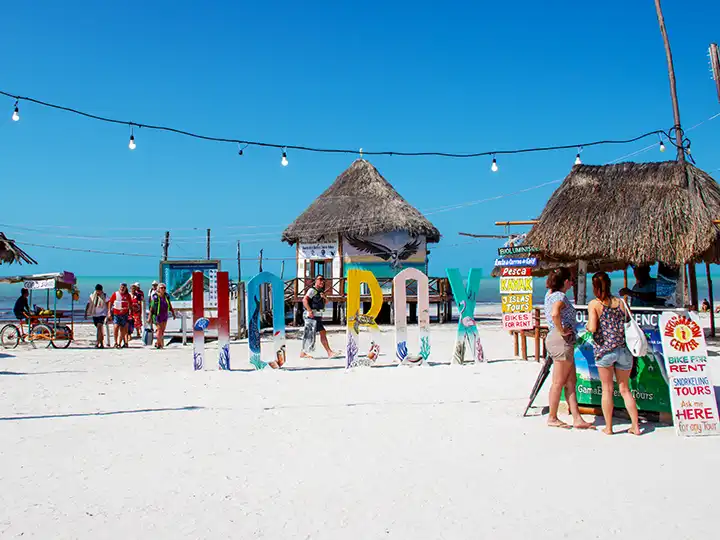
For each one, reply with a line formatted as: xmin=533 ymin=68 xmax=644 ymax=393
xmin=543 ymin=268 xmax=594 ymax=430
xmin=300 ymin=275 xmax=341 ymax=359
xmin=85 ymin=284 xmax=108 ymax=348
xmin=106 ymin=283 xmax=132 ymax=348
xmin=129 ymin=283 xmax=144 ymax=339
xmin=147 ymin=280 xmax=159 ymax=303
xmin=586 ymin=272 xmax=641 ymax=436
xmin=619 ymin=265 xmax=658 ymax=307
xmin=149 ymin=283 xmax=175 ymax=349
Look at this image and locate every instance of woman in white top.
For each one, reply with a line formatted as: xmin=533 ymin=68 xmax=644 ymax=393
xmin=85 ymin=284 xmax=108 ymax=348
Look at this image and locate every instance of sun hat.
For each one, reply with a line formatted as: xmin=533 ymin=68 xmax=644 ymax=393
xmin=132 ymin=282 xmax=141 ymax=288
xmin=152 ymin=280 xmax=159 ymax=285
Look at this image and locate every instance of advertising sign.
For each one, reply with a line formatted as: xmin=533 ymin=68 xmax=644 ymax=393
xmin=500 ymin=267 xmax=532 ymax=277
xmin=494 ymin=257 xmax=537 ymax=267
xmin=498 ymin=245 xmax=540 ymax=257
xmin=298 ymin=242 xmax=338 ymax=260
xmin=502 ymin=312 xmax=534 ymax=330
xmin=573 ymin=307 xmax=671 ymax=413
xmin=159 ymin=260 xmax=222 ymax=308
xmin=501 ymin=294 xmax=532 ymax=313
xmin=23 ymin=279 xmax=55 ymax=291
xmin=500 ymin=276 xmax=533 ymax=294
xmin=659 ymin=312 xmax=719 ymax=436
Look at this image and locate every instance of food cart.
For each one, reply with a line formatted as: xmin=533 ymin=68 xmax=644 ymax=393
xmin=0 ymin=271 xmax=79 ymax=349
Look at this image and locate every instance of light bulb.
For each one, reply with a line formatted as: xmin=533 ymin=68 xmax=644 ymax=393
xmin=128 ymin=135 xmax=136 ymax=150
xmin=659 ymin=141 xmax=666 ymax=153
xmin=11 ymin=105 xmax=19 ymax=122
xmin=491 ymin=157 xmax=498 ymax=172
xmin=574 ymin=153 xmax=582 ymax=165
xmin=281 ymin=151 xmax=288 ymax=167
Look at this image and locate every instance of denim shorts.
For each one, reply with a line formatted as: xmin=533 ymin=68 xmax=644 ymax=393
xmin=595 ymin=346 xmax=633 ymax=370
xmin=113 ymin=313 xmax=129 ymax=327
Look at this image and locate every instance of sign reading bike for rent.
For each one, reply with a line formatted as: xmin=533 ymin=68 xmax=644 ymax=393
xmin=659 ymin=311 xmax=719 ymax=437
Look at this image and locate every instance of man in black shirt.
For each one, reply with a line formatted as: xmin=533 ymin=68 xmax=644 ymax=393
xmin=13 ymin=288 xmax=30 ymax=322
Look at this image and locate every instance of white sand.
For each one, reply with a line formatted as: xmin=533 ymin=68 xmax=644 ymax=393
xmin=1 ymin=320 xmax=719 ymax=539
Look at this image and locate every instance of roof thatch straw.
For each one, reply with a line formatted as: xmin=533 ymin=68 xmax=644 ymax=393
xmin=0 ymin=232 xmax=37 ymax=265
xmin=524 ymin=161 xmax=720 ymax=267
xmin=282 ymin=159 xmax=441 ymax=245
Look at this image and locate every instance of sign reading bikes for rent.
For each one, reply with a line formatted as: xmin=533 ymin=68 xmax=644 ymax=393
xmin=659 ymin=311 xmax=719 ymax=437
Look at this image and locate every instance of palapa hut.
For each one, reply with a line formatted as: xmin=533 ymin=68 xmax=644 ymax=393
xmin=0 ymin=232 xmax=36 ymax=265
xmin=282 ymin=158 xmax=447 ymax=323
xmin=520 ymin=161 xmax=720 ymax=307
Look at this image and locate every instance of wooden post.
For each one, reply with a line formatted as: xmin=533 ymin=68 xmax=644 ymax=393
xmin=259 ymin=249 xmax=264 ymax=273
xmin=683 ymin=264 xmax=690 ymax=307
xmin=688 ymin=263 xmax=698 ymax=309
xmin=577 ymin=260 xmax=588 ymax=305
xmin=163 ymin=231 xmax=170 ymax=261
xmin=654 ymin=0 xmax=685 ymax=162
xmin=236 ymin=241 xmax=242 ymax=282
xmin=706 ymin=262 xmax=715 ymax=337
xmin=711 ymin=43 xmax=720 ymax=104
xmin=280 ymin=261 xmax=285 ymax=279
xmin=206 ymin=229 xmax=211 ymax=260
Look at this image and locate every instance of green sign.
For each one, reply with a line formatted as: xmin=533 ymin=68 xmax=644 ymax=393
xmin=573 ymin=308 xmax=671 ymax=413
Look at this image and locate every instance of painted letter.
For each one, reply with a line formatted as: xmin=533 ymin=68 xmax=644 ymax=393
xmin=192 ymin=271 xmax=230 ymax=370
xmin=246 ymin=272 xmax=286 ymax=370
xmin=393 ymin=268 xmax=430 ymax=365
xmin=446 ymin=268 xmax=485 ymax=364
xmin=346 ymin=269 xmax=383 ymax=368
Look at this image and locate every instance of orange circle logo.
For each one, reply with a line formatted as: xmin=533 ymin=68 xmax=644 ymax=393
xmin=664 ymin=315 xmax=702 ymax=352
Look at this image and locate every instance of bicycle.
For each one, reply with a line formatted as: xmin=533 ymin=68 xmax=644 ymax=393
xmin=0 ymin=317 xmax=73 ymax=349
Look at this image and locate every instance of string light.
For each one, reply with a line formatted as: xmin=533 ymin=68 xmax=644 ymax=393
xmin=574 ymin=147 xmax=583 ymax=165
xmin=238 ymin=143 xmax=247 ymax=156
xmin=128 ymin=127 xmax=136 ymax=150
xmin=490 ymin=155 xmax=498 ymax=172
xmin=659 ymin=136 xmax=666 ymax=152
xmin=0 ymin=89 xmax=689 ymax=162
xmin=281 ymin=149 xmax=289 ymax=167
xmin=11 ymin=101 xmax=19 ymax=121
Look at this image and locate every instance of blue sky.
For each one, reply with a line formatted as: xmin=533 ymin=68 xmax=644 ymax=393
xmin=1 ymin=0 xmax=719 ymax=279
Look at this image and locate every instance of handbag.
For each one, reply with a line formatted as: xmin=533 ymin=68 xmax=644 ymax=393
xmin=620 ymin=298 xmax=648 ymax=357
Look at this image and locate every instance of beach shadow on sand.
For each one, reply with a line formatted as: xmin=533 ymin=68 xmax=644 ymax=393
xmin=0 ymin=370 xmax=88 ymax=376
xmin=0 ymin=405 xmax=204 ymax=422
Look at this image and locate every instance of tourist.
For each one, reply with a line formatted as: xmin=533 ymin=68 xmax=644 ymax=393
xmin=13 ymin=288 xmax=30 ymax=324
xmin=701 ymin=299 xmax=711 ymax=312
xmin=149 ymin=283 xmax=175 ymax=349
xmin=543 ymin=267 xmax=594 ymax=430
xmin=106 ymin=283 xmax=132 ymax=348
xmin=586 ymin=272 xmax=641 ymax=436
xmin=619 ymin=265 xmax=658 ymax=307
xmin=129 ymin=283 xmax=144 ymax=340
xmin=147 ymin=280 xmax=159 ymax=302
xmin=300 ymin=275 xmax=341 ymax=359
xmin=85 ymin=284 xmax=108 ymax=348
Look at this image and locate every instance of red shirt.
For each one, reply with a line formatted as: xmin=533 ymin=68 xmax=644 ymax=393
xmin=108 ymin=291 xmax=132 ymax=315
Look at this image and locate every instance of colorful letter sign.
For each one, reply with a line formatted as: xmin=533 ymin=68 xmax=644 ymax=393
xmin=393 ymin=268 xmax=430 ymax=365
xmin=659 ymin=311 xmax=719 ymax=436
xmin=446 ymin=268 xmax=484 ymax=364
xmin=192 ymin=271 xmax=230 ymax=371
xmin=346 ymin=269 xmax=383 ymax=368
xmin=246 ymin=272 xmax=287 ymax=370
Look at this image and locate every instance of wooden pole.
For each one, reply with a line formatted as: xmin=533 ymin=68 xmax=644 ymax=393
xmin=710 ymin=43 xmax=720 ymax=104
xmin=494 ymin=220 xmax=538 ymax=226
xmin=163 ymin=231 xmax=170 ymax=261
xmin=206 ymin=228 xmax=211 ymax=260
xmin=688 ymin=263 xmax=699 ymax=309
xmin=706 ymin=262 xmax=715 ymax=337
xmin=259 ymin=249 xmax=264 ymax=273
xmin=280 ymin=260 xmax=285 ymax=279
xmin=577 ymin=260 xmax=588 ymax=304
xmin=654 ymin=0 xmax=685 ymax=162
xmin=236 ymin=241 xmax=242 ymax=282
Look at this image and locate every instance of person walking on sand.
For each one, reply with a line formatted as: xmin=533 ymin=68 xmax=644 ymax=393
xmin=544 ymin=267 xmax=594 ymax=430
xmin=586 ymin=272 xmax=642 ymax=436
xmin=106 ymin=283 xmax=132 ymax=348
xmin=85 ymin=284 xmax=108 ymax=348
xmin=147 ymin=280 xmax=159 ymax=303
xmin=129 ymin=283 xmax=144 ymax=340
xmin=149 ymin=283 xmax=175 ymax=349
xmin=300 ymin=275 xmax=341 ymax=359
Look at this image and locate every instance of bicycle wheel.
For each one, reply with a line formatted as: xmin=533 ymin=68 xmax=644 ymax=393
xmin=51 ymin=325 xmax=73 ymax=349
xmin=28 ymin=324 xmax=53 ymax=349
xmin=0 ymin=324 xmax=21 ymax=349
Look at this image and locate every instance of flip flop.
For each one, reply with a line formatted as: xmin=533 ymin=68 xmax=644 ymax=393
xmin=547 ymin=421 xmax=572 ymax=429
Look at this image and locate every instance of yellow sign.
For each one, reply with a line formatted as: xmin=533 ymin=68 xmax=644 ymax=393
xmin=500 ymin=276 xmax=533 ymax=294
xmin=501 ymin=294 xmax=532 ymax=313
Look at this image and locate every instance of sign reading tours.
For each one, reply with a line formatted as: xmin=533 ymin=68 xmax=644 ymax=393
xmin=659 ymin=312 xmax=719 ymax=437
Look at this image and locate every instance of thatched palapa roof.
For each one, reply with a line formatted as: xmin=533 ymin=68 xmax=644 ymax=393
xmin=282 ymin=159 xmax=441 ymax=245
xmin=0 ymin=232 xmax=37 ymax=265
xmin=524 ymin=161 xmax=720 ymax=267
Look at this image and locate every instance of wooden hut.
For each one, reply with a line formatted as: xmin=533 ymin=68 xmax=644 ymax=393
xmin=282 ymin=159 xmax=451 ymax=323
xmin=519 ymin=161 xmax=720 ymax=308
xmin=0 ymin=232 xmax=36 ymax=265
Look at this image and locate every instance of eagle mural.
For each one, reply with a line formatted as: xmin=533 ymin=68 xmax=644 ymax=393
xmin=344 ymin=235 xmax=422 ymax=270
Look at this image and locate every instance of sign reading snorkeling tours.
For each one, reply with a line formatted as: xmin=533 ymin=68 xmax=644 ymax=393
xmin=659 ymin=312 xmax=719 ymax=436
xmin=573 ymin=307 xmax=671 ymax=414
